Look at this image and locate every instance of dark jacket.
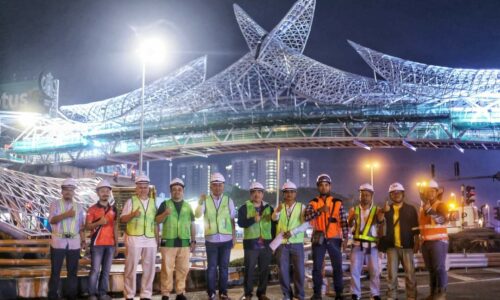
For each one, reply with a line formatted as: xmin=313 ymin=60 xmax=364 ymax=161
xmin=379 ymin=202 xmax=419 ymax=251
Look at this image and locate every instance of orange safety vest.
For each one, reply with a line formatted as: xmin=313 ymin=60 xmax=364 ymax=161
xmin=309 ymin=196 xmax=342 ymax=239
xmin=419 ymin=200 xmax=448 ymax=241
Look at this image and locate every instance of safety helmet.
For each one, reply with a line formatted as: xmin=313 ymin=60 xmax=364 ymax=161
xmin=249 ymin=182 xmax=265 ymax=191
xmin=316 ymin=174 xmax=332 ymax=185
xmin=61 ymin=178 xmax=77 ymax=189
xmin=210 ymin=172 xmax=225 ymax=183
xmin=135 ymin=174 xmax=150 ymax=184
xmin=359 ymin=183 xmax=374 ymax=193
xmin=96 ymin=179 xmax=112 ymax=190
xmin=282 ymin=181 xmax=297 ymax=191
xmin=169 ymin=178 xmax=185 ymax=188
xmin=388 ymin=182 xmax=405 ymax=193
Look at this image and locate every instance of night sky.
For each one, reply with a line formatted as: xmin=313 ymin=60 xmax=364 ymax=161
xmin=1 ymin=1 xmax=499 ymax=206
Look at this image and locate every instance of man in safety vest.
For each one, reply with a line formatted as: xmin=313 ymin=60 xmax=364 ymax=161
xmin=347 ymin=183 xmax=384 ymax=300
xmin=237 ymin=182 xmax=274 ymax=300
xmin=156 ymin=178 xmax=195 ymax=300
xmin=272 ymin=181 xmax=309 ymax=300
xmin=120 ymin=175 xmax=158 ymax=300
xmin=86 ymin=179 xmax=119 ymax=300
xmin=305 ymin=174 xmax=349 ymax=300
xmin=48 ymin=178 xmax=86 ymax=300
xmin=419 ymin=180 xmax=448 ymax=300
xmin=381 ymin=182 xmax=419 ymax=300
xmin=195 ymin=172 xmax=236 ymax=300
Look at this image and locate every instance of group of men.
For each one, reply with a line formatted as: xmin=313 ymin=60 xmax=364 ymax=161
xmin=47 ymin=171 xmax=449 ymax=300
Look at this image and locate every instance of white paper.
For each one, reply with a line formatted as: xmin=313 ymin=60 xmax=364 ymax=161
xmin=270 ymin=232 xmax=284 ymax=251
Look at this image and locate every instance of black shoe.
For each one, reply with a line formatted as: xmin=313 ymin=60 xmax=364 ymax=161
xmin=162 ymin=296 xmax=170 ymax=300
xmin=310 ymin=295 xmax=322 ymax=300
xmin=140 ymin=298 xmax=151 ymax=300
xmin=219 ymin=294 xmax=231 ymax=300
xmin=258 ymin=295 xmax=270 ymax=300
xmin=372 ymin=296 xmax=382 ymax=300
xmin=209 ymin=294 xmax=216 ymax=300
xmin=176 ymin=294 xmax=187 ymax=300
xmin=125 ymin=298 xmax=133 ymax=300
xmin=351 ymin=295 xmax=359 ymax=300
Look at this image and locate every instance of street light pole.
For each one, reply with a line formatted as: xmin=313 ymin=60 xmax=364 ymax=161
xmin=139 ymin=61 xmax=146 ymax=175
xmin=366 ymin=162 xmax=379 ymax=188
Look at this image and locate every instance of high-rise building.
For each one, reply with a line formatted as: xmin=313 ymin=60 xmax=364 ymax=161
xmin=227 ymin=156 xmax=310 ymax=191
xmin=176 ymin=162 xmax=218 ymax=199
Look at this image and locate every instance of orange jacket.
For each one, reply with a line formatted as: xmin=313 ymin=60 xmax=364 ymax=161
xmin=309 ymin=196 xmax=342 ymax=239
xmin=419 ymin=200 xmax=448 ymax=241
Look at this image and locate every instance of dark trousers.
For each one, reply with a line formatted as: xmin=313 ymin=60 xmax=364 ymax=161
xmin=48 ymin=247 xmax=80 ymax=300
xmin=277 ymin=243 xmax=305 ymax=300
xmin=422 ymin=240 xmax=448 ymax=293
xmin=88 ymin=245 xmax=114 ymax=296
xmin=312 ymin=238 xmax=343 ymax=296
xmin=206 ymin=240 xmax=232 ymax=296
xmin=243 ymin=247 xmax=273 ymax=297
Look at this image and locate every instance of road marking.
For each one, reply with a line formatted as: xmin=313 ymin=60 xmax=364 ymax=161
xmin=417 ymin=276 xmax=500 ymax=288
xmin=447 ymin=271 xmax=475 ymax=282
xmin=483 ymin=268 xmax=500 ymax=274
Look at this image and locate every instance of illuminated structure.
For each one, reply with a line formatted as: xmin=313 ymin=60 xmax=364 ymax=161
xmin=0 ymin=0 xmax=498 ymax=237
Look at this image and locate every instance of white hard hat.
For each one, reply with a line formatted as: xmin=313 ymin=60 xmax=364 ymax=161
xmin=169 ymin=178 xmax=184 ymax=188
xmin=428 ymin=180 xmax=439 ymax=189
xmin=359 ymin=183 xmax=374 ymax=193
xmin=316 ymin=174 xmax=332 ymax=184
xmin=96 ymin=179 xmax=112 ymax=190
xmin=388 ymin=182 xmax=405 ymax=193
xmin=210 ymin=172 xmax=225 ymax=183
xmin=249 ymin=182 xmax=264 ymax=191
xmin=135 ymin=174 xmax=150 ymax=184
xmin=61 ymin=178 xmax=77 ymax=189
xmin=282 ymin=181 xmax=297 ymax=191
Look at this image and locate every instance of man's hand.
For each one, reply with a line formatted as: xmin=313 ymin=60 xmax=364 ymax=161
xmin=319 ymin=205 xmax=329 ymax=213
xmin=254 ymin=214 xmax=261 ymax=223
xmin=275 ymin=203 xmax=283 ymax=213
xmin=199 ymin=194 xmax=207 ymax=205
xmin=190 ymin=241 xmax=196 ymax=253
xmin=114 ymin=246 xmax=120 ymax=258
xmin=232 ymin=233 xmax=237 ymax=248
xmin=283 ymin=231 xmax=292 ymax=239
xmin=96 ymin=216 xmax=107 ymax=226
xmin=164 ymin=208 xmax=171 ymax=217
xmin=423 ymin=203 xmax=431 ymax=211
xmin=376 ymin=207 xmax=385 ymax=222
xmin=347 ymin=207 xmax=355 ymax=225
xmin=80 ymin=239 xmax=87 ymax=251
xmin=384 ymin=200 xmax=391 ymax=212
xmin=132 ymin=208 xmax=141 ymax=217
xmin=65 ymin=207 xmax=75 ymax=219
xmin=342 ymin=239 xmax=349 ymax=252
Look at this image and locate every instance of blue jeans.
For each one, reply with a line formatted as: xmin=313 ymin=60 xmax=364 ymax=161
xmin=88 ymin=245 xmax=115 ymax=296
xmin=277 ymin=243 xmax=305 ymax=300
xmin=206 ymin=240 xmax=232 ymax=296
xmin=422 ymin=240 xmax=448 ymax=293
xmin=243 ymin=247 xmax=273 ymax=297
xmin=48 ymin=247 xmax=80 ymax=300
xmin=312 ymin=238 xmax=343 ymax=296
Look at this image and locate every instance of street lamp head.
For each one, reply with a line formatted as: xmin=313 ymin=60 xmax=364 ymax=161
xmin=137 ymin=36 xmax=167 ymax=63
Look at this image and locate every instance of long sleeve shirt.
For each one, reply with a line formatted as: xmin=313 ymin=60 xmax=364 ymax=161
xmin=237 ymin=201 xmax=275 ymax=249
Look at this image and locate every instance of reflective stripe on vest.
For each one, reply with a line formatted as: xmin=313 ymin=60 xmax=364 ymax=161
xmin=243 ymin=200 xmax=272 ymax=240
xmin=419 ymin=201 xmax=448 ymax=241
xmin=204 ymin=194 xmax=232 ymax=236
xmin=126 ymin=196 xmax=157 ymax=238
xmin=354 ymin=205 xmax=378 ymax=242
xmin=161 ymin=199 xmax=192 ymax=240
xmin=277 ymin=202 xmax=304 ymax=244
xmin=309 ymin=196 xmax=342 ymax=238
xmin=56 ymin=200 xmax=78 ymax=237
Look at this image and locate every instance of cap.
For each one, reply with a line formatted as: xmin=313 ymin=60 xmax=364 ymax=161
xmin=210 ymin=172 xmax=225 ymax=183
xmin=249 ymin=182 xmax=264 ymax=191
xmin=388 ymin=182 xmax=405 ymax=193
xmin=316 ymin=174 xmax=332 ymax=185
xmin=359 ymin=183 xmax=374 ymax=192
xmin=282 ymin=181 xmax=297 ymax=191
xmin=428 ymin=179 xmax=439 ymax=189
xmin=135 ymin=174 xmax=150 ymax=184
xmin=169 ymin=178 xmax=185 ymax=188
xmin=61 ymin=178 xmax=77 ymax=189
xmin=96 ymin=179 xmax=112 ymax=190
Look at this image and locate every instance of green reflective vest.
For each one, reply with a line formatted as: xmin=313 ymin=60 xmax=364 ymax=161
xmin=161 ymin=199 xmax=192 ymax=240
xmin=353 ymin=205 xmax=378 ymax=242
xmin=204 ymin=194 xmax=233 ymax=236
xmin=126 ymin=196 xmax=157 ymax=238
xmin=277 ymin=202 xmax=304 ymax=244
xmin=243 ymin=200 xmax=272 ymax=240
xmin=57 ymin=199 xmax=78 ymax=237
